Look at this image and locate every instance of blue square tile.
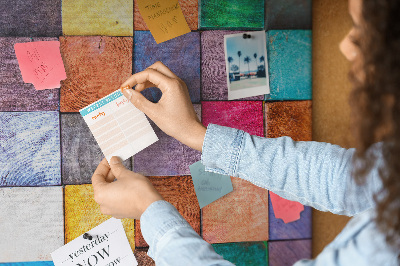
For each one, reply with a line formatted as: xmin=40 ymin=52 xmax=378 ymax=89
xmin=134 ymin=31 xmax=200 ymax=103
xmin=268 ymin=192 xmax=312 ymax=240
xmin=266 ymin=30 xmax=312 ymax=100
xmin=265 ymin=0 xmax=312 ymax=30
xmin=0 ymin=112 xmax=61 ymax=186
xmin=212 ymin=242 xmax=268 ymax=266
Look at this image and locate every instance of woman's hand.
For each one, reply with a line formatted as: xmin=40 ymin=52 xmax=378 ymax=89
xmin=92 ymin=157 xmax=164 ymax=219
xmin=120 ymin=61 xmax=206 ymax=152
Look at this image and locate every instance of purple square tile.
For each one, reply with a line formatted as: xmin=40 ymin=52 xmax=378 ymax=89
xmin=134 ymin=31 xmax=200 ymax=103
xmin=0 ymin=37 xmax=60 ymax=111
xmin=201 ymin=30 xmax=265 ymax=101
xmin=0 ymin=0 xmax=62 ymax=36
xmin=0 ymin=111 xmax=61 ymax=187
xmin=133 ymin=105 xmax=201 ymax=176
xmin=269 ymin=192 xmax=312 ymax=240
xmin=268 ymin=239 xmax=311 ymax=266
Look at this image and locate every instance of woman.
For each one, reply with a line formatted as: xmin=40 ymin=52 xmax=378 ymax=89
xmin=91 ymin=0 xmax=400 ymax=264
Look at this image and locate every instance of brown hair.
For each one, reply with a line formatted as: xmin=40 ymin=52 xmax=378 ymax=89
xmin=350 ymin=0 xmax=400 ymax=250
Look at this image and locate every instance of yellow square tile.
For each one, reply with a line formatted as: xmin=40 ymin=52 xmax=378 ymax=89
xmin=65 ymin=184 xmax=135 ymax=250
xmin=62 ymin=0 xmax=133 ymax=36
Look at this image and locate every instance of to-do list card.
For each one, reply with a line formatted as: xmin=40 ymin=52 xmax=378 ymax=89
xmin=80 ymin=90 xmax=158 ymax=162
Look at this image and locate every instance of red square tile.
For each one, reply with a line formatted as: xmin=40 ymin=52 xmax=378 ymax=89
xmin=60 ymin=36 xmax=132 ymax=112
xmin=202 ymin=101 xmax=264 ymax=137
xmin=202 ymin=177 xmax=269 ymax=243
xmin=135 ymin=175 xmax=201 ymax=247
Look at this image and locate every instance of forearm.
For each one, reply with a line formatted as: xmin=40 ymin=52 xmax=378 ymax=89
xmin=141 ymin=200 xmax=233 ymax=265
xmin=201 ymin=124 xmax=380 ymax=216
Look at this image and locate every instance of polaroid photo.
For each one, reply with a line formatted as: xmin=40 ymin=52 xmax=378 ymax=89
xmin=224 ymin=31 xmax=270 ymax=100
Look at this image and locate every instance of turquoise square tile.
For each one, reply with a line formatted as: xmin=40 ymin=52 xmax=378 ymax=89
xmin=265 ymin=30 xmax=312 ymax=100
xmin=212 ymin=242 xmax=268 ymax=266
xmin=199 ymin=0 xmax=264 ymax=29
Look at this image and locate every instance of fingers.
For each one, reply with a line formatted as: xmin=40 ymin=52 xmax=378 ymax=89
xmin=121 ymin=88 xmax=157 ymax=116
xmin=120 ymin=68 xmax=174 ymax=93
xmin=147 ymin=61 xmax=178 ymax=79
xmin=109 ymin=156 xmax=129 ymax=178
xmin=92 ymin=158 xmax=110 ymax=188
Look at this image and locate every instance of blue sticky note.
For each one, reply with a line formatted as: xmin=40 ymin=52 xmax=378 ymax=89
xmin=189 ymin=161 xmax=233 ymax=208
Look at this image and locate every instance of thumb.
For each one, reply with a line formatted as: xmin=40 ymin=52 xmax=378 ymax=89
xmin=122 ymin=88 xmax=154 ymax=115
xmin=109 ymin=156 xmax=128 ymax=178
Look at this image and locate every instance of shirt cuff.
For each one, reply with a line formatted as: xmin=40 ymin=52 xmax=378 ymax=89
xmin=140 ymin=200 xmax=193 ymax=258
xmin=201 ymin=124 xmax=244 ymax=176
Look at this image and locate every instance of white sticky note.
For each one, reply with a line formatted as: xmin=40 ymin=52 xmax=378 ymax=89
xmin=79 ymin=89 xmax=158 ymax=162
xmin=51 ymin=218 xmax=137 ymax=266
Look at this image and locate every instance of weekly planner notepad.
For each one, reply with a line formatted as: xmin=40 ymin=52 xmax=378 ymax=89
xmin=80 ymin=89 xmax=158 ymax=162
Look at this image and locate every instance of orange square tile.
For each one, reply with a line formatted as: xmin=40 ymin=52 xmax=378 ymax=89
xmin=60 ymin=36 xmax=132 ymax=112
xmin=135 ymin=175 xmax=201 ymax=247
xmin=64 ymin=184 xmax=135 ymax=250
xmin=202 ymin=177 xmax=269 ymax=243
xmin=134 ymin=0 xmax=198 ymax=30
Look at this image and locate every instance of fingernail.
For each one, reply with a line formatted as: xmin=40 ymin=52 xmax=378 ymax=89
xmin=110 ymin=156 xmax=122 ymax=165
xmin=121 ymin=85 xmax=130 ymax=92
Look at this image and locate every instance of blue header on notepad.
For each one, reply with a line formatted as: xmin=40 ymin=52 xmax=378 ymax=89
xmin=80 ymin=90 xmax=123 ymax=117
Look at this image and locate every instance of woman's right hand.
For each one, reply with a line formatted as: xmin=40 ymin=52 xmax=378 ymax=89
xmin=120 ymin=61 xmax=206 ymax=152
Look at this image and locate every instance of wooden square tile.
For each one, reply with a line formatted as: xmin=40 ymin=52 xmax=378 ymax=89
xmin=268 ymin=239 xmax=311 ymax=266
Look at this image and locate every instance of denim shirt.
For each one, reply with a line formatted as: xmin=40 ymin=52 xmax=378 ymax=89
xmin=140 ymin=124 xmax=399 ymax=265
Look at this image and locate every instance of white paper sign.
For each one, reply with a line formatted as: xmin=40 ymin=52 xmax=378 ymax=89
xmin=51 ymin=218 xmax=137 ymax=266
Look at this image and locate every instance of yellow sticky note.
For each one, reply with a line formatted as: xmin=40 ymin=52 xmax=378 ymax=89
xmin=137 ymin=0 xmax=191 ymax=44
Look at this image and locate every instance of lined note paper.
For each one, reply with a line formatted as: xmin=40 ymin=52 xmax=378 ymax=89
xmin=80 ymin=90 xmax=158 ymax=162
xmin=14 ymin=41 xmax=66 ymax=90
xmin=137 ymin=0 xmax=191 ymax=43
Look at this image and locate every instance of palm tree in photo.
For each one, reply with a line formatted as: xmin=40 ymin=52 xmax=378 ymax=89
xmin=253 ymin=53 xmax=258 ymax=68
xmin=237 ymin=51 xmax=242 ymax=77
xmin=244 ymin=56 xmax=251 ymax=78
xmin=260 ymin=55 xmax=265 ymax=70
xmin=228 ymin=56 xmax=233 ymax=73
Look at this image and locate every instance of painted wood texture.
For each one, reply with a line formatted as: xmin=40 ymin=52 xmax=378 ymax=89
xmin=0 ymin=112 xmax=61 ymax=187
xmin=0 ymin=187 xmax=63 ymax=262
xmin=265 ymin=101 xmax=312 ymax=240
xmin=61 ymin=113 xmax=131 ymax=185
xmin=133 ymin=104 xmax=201 ymax=176
xmin=0 ymin=37 xmax=60 ymax=111
xmin=265 ymin=0 xmax=312 ymax=30
xmin=134 ymin=249 xmax=155 ymax=266
xmin=264 ymin=101 xmax=312 ymax=140
xmin=201 ymin=101 xmax=264 ymax=137
xmin=212 ymin=242 xmax=268 ymax=266
xmin=134 ymin=31 xmax=200 ymax=103
xmin=62 ymin=0 xmax=133 ymax=36
xmin=1 ymin=262 xmax=54 ymax=265
xmin=0 ymin=0 xmax=61 ymax=36
xmin=266 ymin=30 xmax=312 ymax=100
xmin=199 ymin=0 xmax=264 ymax=29
xmin=268 ymin=239 xmax=311 ymax=266
xmin=134 ymin=175 xmax=201 ymax=247
xmin=201 ymin=31 xmax=264 ymax=101
xmin=60 ymin=36 xmax=132 ymax=112
xmin=202 ymin=177 xmax=269 ymax=243
xmin=64 ymin=185 xmax=135 ymax=250
xmin=134 ymin=0 xmax=198 ymax=30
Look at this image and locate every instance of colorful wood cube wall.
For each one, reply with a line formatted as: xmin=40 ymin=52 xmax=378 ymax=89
xmin=0 ymin=0 xmax=312 ymax=264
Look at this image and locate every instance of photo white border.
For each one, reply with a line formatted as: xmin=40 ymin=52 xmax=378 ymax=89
xmin=224 ymin=31 xmax=270 ymax=100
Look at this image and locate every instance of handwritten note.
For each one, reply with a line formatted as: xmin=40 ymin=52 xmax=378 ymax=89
xmin=80 ymin=89 xmax=158 ymax=162
xmin=189 ymin=161 xmax=233 ymax=208
xmin=137 ymin=0 xmax=191 ymax=44
xmin=270 ymin=192 xmax=304 ymax=223
xmin=14 ymin=41 xmax=66 ymax=90
xmin=51 ymin=218 xmax=137 ymax=266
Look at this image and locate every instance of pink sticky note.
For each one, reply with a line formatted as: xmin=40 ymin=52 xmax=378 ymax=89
xmin=270 ymin=192 xmax=304 ymax=223
xmin=14 ymin=41 xmax=66 ymax=90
